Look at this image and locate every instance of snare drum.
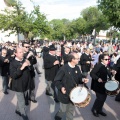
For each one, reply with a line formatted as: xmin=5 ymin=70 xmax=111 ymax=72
xmin=70 ymin=86 xmax=91 ymax=108
xmin=105 ymin=80 xmax=120 ymax=96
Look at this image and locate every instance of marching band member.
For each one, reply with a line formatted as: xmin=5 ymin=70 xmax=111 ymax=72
xmin=44 ymin=45 xmax=60 ymax=102
xmin=54 ymin=52 xmax=89 ymax=120
xmin=112 ymin=57 xmax=120 ymax=101
xmin=23 ymin=42 xmax=37 ymax=103
xmin=10 ymin=47 xmax=30 ymax=120
xmin=0 ymin=48 xmax=10 ymax=94
xmin=90 ymin=54 xmax=111 ymax=117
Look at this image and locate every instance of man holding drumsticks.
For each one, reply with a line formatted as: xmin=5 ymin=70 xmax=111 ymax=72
xmin=54 ymin=52 xmax=89 ymax=120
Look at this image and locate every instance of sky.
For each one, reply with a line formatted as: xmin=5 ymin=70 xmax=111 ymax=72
xmin=0 ymin=0 xmax=97 ymax=21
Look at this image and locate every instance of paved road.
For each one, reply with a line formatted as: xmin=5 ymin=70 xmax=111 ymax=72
xmin=0 ymin=58 xmax=120 ymax=120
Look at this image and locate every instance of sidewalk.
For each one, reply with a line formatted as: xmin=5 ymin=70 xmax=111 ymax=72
xmin=0 ymin=58 xmax=120 ymax=120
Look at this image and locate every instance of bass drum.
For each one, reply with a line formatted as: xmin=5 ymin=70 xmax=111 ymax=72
xmin=70 ymin=86 xmax=91 ymax=108
xmin=105 ymin=80 xmax=120 ymax=96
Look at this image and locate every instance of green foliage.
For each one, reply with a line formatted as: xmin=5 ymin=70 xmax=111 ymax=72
xmin=0 ymin=1 xmax=50 ymax=40
xmin=81 ymin=6 xmax=110 ymax=33
xmin=4 ymin=0 xmax=16 ymax=7
xmin=98 ymin=0 xmax=120 ymax=28
xmin=71 ymin=18 xmax=86 ymax=35
xmin=49 ymin=19 xmax=72 ymax=40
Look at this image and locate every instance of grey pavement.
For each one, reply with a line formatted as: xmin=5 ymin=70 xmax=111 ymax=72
xmin=0 ymin=58 xmax=120 ymax=120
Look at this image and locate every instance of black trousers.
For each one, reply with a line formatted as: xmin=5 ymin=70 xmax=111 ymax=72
xmin=92 ymin=92 xmax=107 ymax=112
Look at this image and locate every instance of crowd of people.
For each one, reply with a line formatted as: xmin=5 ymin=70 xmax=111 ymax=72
xmin=0 ymin=40 xmax=120 ymax=120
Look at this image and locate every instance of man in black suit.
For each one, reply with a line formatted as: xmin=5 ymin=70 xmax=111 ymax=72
xmin=44 ymin=45 xmax=60 ymax=102
xmin=0 ymin=48 xmax=10 ymax=94
xmin=54 ymin=52 xmax=89 ymax=120
xmin=112 ymin=57 xmax=120 ymax=101
xmin=41 ymin=42 xmax=49 ymax=59
xmin=62 ymin=46 xmax=70 ymax=65
xmin=10 ymin=47 xmax=31 ymax=120
xmin=23 ymin=42 xmax=37 ymax=103
xmin=80 ymin=48 xmax=92 ymax=77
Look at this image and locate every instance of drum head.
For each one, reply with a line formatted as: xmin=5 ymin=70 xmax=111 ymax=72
xmin=70 ymin=87 xmax=88 ymax=103
xmin=105 ymin=81 xmax=118 ymax=91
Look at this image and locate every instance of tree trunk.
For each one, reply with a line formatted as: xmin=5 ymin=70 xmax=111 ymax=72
xmin=24 ymin=32 xmax=29 ymax=41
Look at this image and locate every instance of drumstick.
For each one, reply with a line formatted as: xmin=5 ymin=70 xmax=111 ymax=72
xmin=79 ymin=83 xmax=84 ymax=93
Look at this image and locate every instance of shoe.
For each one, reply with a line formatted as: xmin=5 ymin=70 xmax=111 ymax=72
xmin=30 ymin=99 xmax=37 ymax=103
xmin=37 ymin=72 xmax=42 ymax=74
xmin=98 ymin=111 xmax=107 ymax=116
xmin=54 ymin=98 xmax=59 ymax=103
xmin=25 ymin=101 xmax=29 ymax=106
xmin=7 ymin=86 xmax=10 ymax=89
xmin=4 ymin=91 xmax=8 ymax=94
xmin=15 ymin=110 xmax=21 ymax=116
xmin=54 ymin=116 xmax=61 ymax=120
xmin=22 ymin=115 xmax=29 ymax=120
xmin=115 ymin=99 xmax=120 ymax=102
xmin=91 ymin=109 xmax=99 ymax=117
xmin=46 ymin=92 xmax=52 ymax=96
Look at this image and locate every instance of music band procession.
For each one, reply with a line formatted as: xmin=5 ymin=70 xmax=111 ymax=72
xmin=0 ymin=40 xmax=120 ymax=120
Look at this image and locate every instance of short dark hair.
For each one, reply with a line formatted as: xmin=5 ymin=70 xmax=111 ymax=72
xmin=22 ymin=42 xmax=29 ymax=47
xmin=68 ymin=53 xmax=76 ymax=62
xmin=98 ymin=54 xmax=109 ymax=62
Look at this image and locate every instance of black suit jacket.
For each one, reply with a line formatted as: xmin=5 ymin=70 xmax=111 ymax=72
xmin=90 ymin=63 xmax=111 ymax=94
xmin=10 ymin=59 xmax=31 ymax=92
xmin=0 ymin=55 xmax=10 ymax=76
xmin=80 ymin=53 xmax=92 ymax=72
xmin=54 ymin=64 xmax=83 ymax=104
xmin=44 ymin=53 xmax=59 ymax=81
xmin=113 ymin=58 xmax=120 ymax=82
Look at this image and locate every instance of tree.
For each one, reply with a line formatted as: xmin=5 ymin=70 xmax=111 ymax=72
xmin=71 ymin=18 xmax=86 ymax=35
xmin=4 ymin=0 xmax=16 ymax=7
xmin=49 ymin=19 xmax=72 ymax=40
xmin=98 ymin=0 xmax=120 ymax=29
xmin=81 ymin=6 xmax=110 ymax=34
xmin=0 ymin=1 xmax=50 ymax=40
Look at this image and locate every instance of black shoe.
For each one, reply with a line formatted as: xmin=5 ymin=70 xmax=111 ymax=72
xmin=38 ymin=72 xmax=42 ymax=74
xmin=25 ymin=101 xmax=29 ymax=106
xmin=46 ymin=92 xmax=52 ymax=96
xmin=22 ymin=115 xmax=29 ymax=120
xmin=4 ymin=91 xmax=8 ymax=94
xmin=54 ymin=116 xmax=61 ymax=120
xmin=115 ymin=99 xmax=120 ymax=102
xmin=98 ymin=111 xmax=107 ymax=116
xmin=30 ymin=99 xmax=37 ymax=103
xmin=15 ymin=110 xmax=21 ymax=116
xmin=54 ymin=98 xmax=59 ymax=103
xmin=7 ymin=86 xmax=10 ymax=89
xmin=91 ymin=109 xmax=99 ymax=117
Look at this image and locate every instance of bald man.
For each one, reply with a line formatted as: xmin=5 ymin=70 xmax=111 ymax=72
xmin=54 ymin=52 xmax=89 ymax=120
xmin=10 ymin=47 xmax=31 ymax=120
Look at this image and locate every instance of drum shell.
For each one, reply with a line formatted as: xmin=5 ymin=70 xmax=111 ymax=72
xmin=105 ymin=80 xmax=120 ymax=96
xmin=74 ymin=92 xmax=91 ymax=108
xmin=70 ymin=86 xmax=91 ymax=108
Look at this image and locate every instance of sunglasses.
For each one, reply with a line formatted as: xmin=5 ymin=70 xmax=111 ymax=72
xmin=24 ymin=46 xmax=29 ymax=48
xmin=104 ymin=59 xmax=110 ymax=61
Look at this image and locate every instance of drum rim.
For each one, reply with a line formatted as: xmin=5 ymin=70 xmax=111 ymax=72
xmin=69 ymin=86 xmax=88 ymax=103
xmin=105 ymin=80 xmax=119 ymax=91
